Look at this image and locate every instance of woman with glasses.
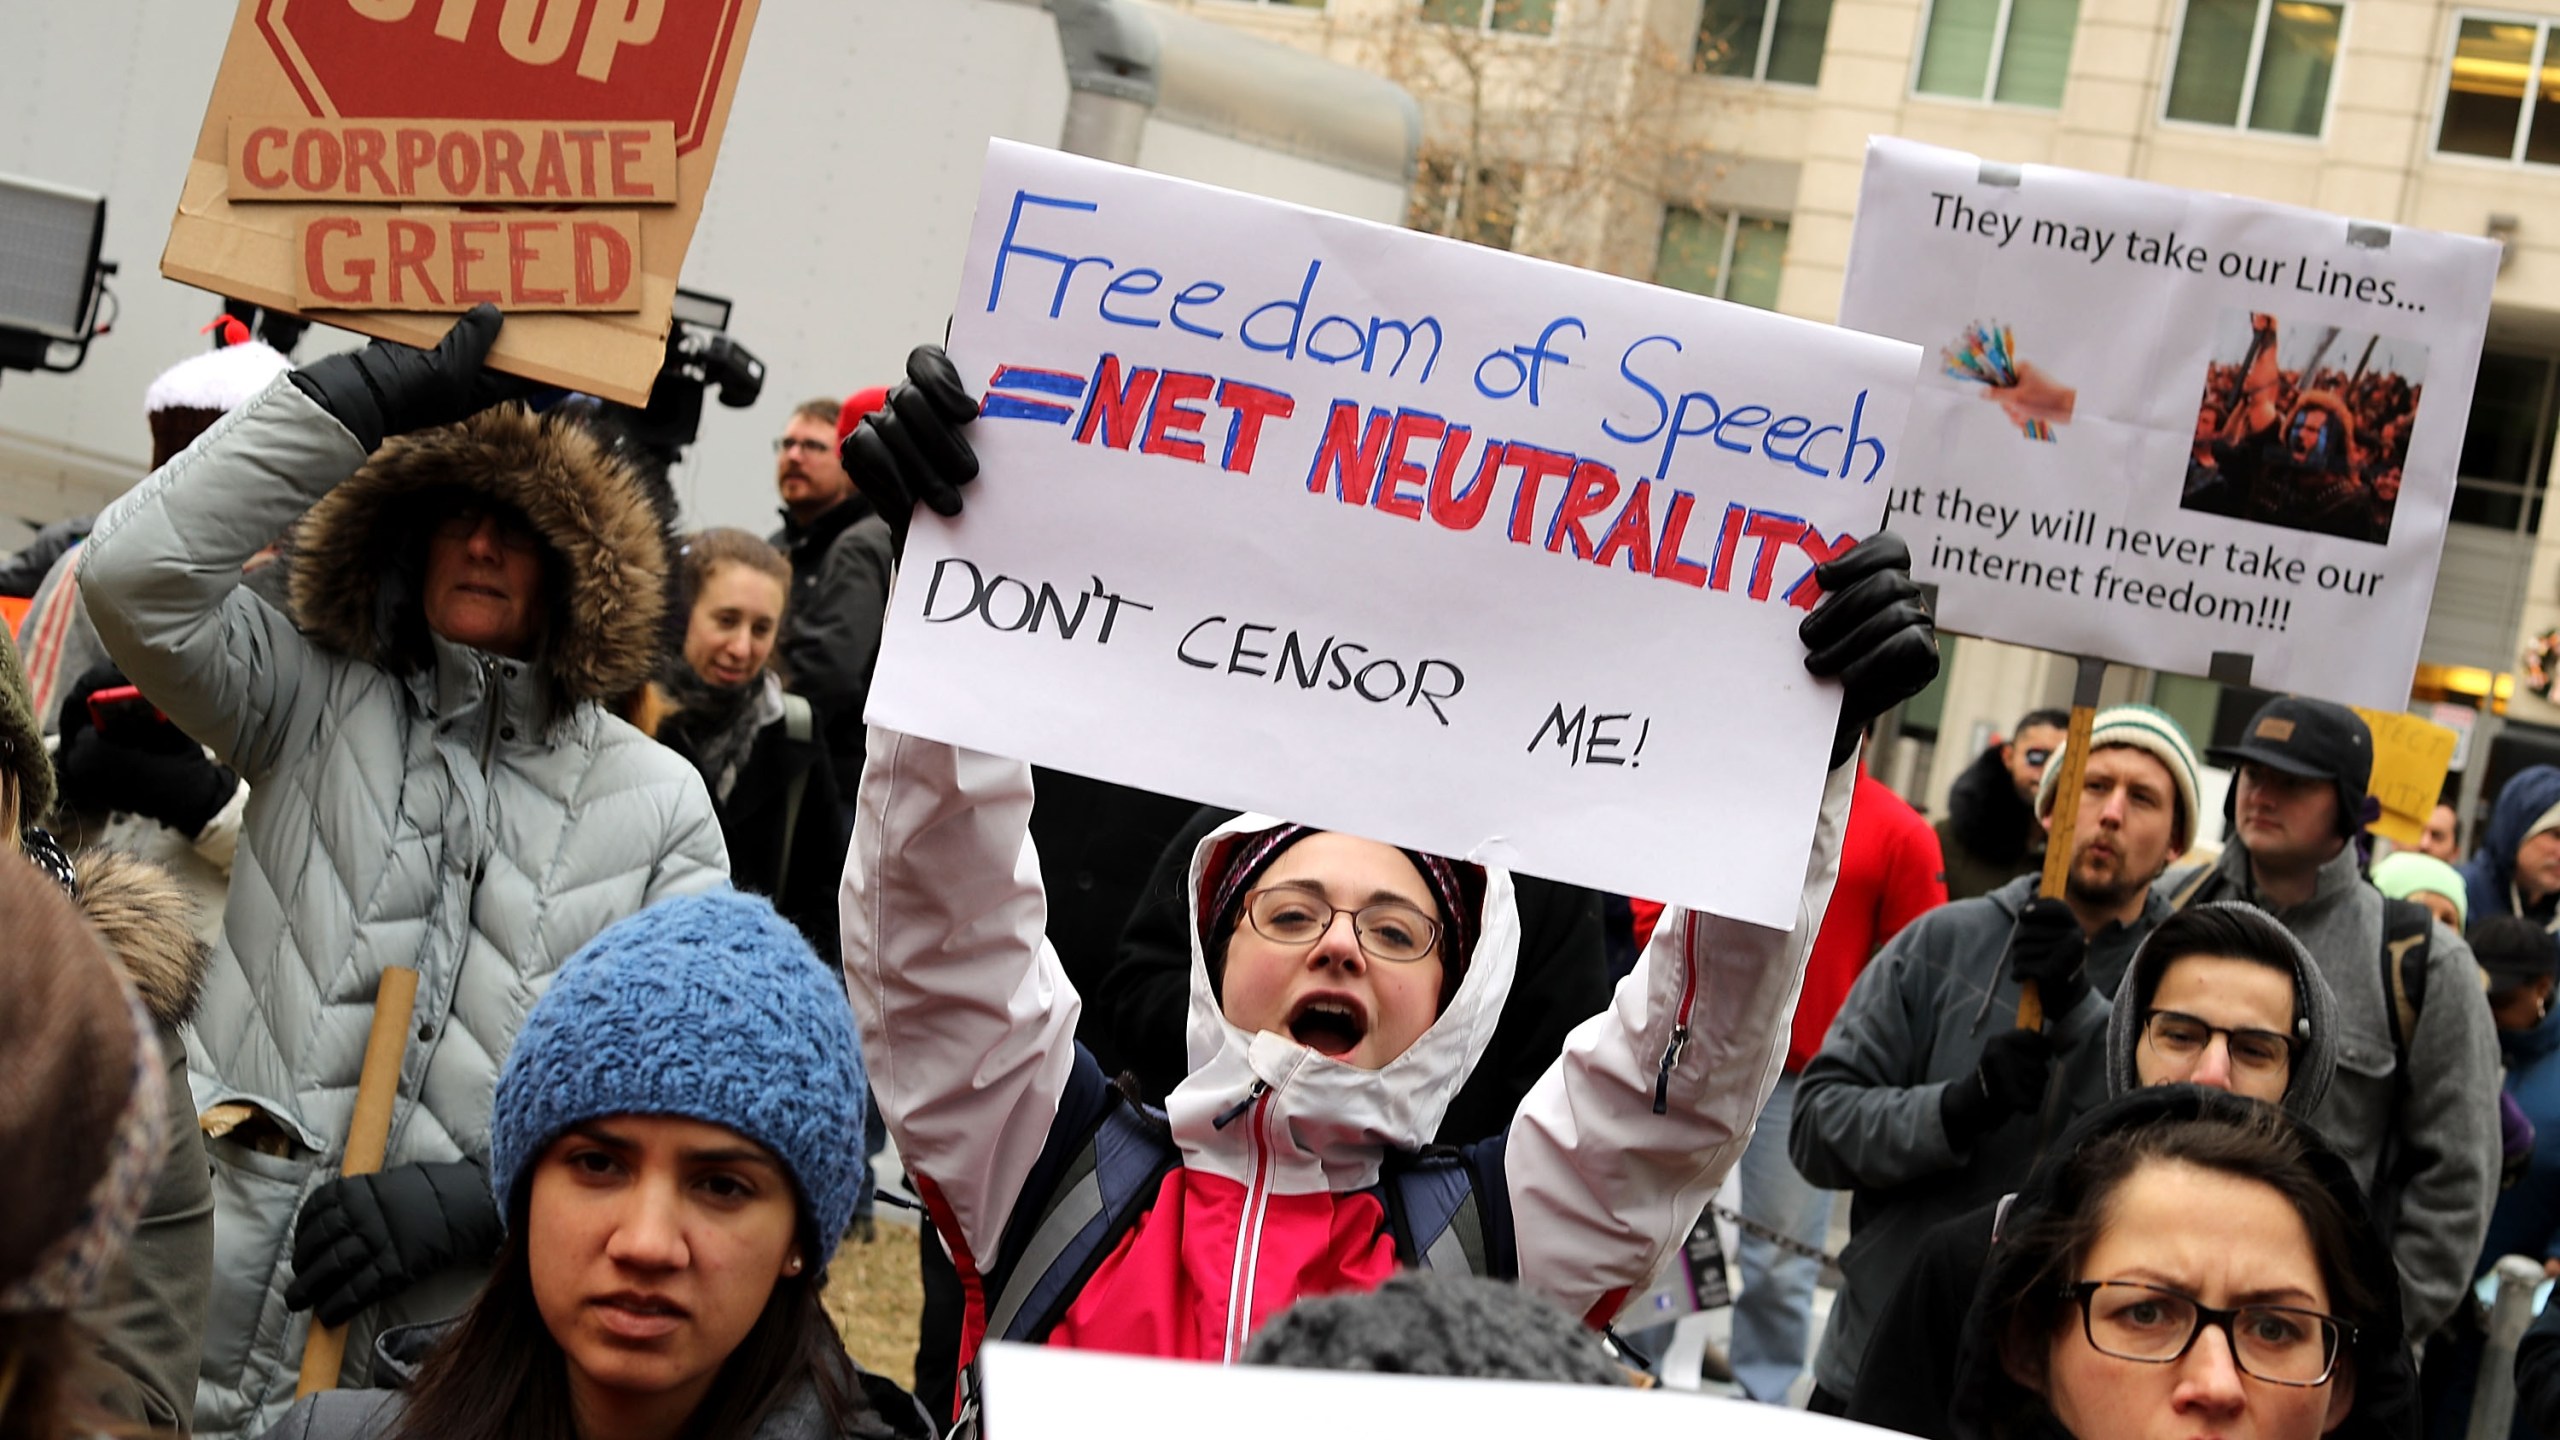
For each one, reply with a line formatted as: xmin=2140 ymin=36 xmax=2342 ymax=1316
xmin=1952 ymin=1087 xmax=2416 ymax=1440
xmin=831 ymin=348 xmax=1940 ymax=1412
xmin=79 ymin=307 xmax=729 ymax=1436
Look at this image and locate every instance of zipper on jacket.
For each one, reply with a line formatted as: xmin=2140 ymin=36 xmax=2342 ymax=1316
xmin=1221 ymin=1087 xmax=1277 ymax=1363
xmin=1212 ymin=1080 xmax=1268 ymax=1130
xmin=1653 ymin=914 xmax=1703 ymax=1115
xmin=476 ymin=656 xmax=501 ymax=777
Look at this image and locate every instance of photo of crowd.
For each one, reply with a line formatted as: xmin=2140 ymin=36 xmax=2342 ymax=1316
xmin=2182 ymin=309 xmax=2427 ymax=545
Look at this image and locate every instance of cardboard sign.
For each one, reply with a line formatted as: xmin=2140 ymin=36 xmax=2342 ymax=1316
xmin=227 ymin=118 xmax=677 ymax=204
xmin=2352 ymin=707 xmax=2458 ymax=848
xmin=1837 ymin=138 xmax=2500 ymax=710
xmin=163 ymin=0 xmax=761 ymax=404
xmin=866 ymin=142 xmax=1917 ymax=929
xmin=293 ymin=210 xmax=642 ymax=311
xmin=979 ymin=1342 xmax=1900 ymax=1440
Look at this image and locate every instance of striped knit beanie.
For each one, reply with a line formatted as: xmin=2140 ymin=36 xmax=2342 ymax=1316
xmin=489 ymin=889 xmax=868 ymax=1263
xmin=2035 ymin=704 xmax=2204 ymax=855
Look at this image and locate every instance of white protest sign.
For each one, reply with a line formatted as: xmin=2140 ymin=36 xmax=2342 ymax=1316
xmin=1838 ymin=137 xmax=2499 ymax=709
xmin=866 ymin=140 xmax=1919 ymax=928
xmin=979 ymin=1341 xmax=1904 ymax=1440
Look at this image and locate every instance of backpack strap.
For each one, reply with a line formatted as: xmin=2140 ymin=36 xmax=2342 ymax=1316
xmin=1376 ymin=1141 xmax=1510 ymax=1280
xmin=983 ymin=1095 xmax=1180 ymax=1345
xmin=2379 ymin=896 xmax=2431 ymax=1060
xmin=776 ymin=693 xmax=815 ymax=882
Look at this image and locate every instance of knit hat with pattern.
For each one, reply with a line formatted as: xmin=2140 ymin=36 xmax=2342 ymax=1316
xmin=489 ymin=889 xmax=868 ymax=1262
xmin=2034 ymin=703 xmax=2205 ymax=856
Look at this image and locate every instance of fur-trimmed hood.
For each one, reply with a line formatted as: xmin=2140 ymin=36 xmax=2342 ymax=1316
xmin=72 ymin=848 xmax=210 ymax=1028
xmin=289 ymin=405 xmax=667 ymax=705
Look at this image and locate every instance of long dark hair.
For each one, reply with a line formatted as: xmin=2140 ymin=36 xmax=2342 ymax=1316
xmin=386 ymin=1211 xmax=858 ymax=1440
xmin=1961 ymin=1091 xmax=2393 ymax=1440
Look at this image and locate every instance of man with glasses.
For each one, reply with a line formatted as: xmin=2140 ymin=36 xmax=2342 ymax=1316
xmin=1937 ymin=708 xmax=2070 ymax=901
xmin=1846 ymin=901 xmax=2346 ymax=1439
xmin=2180 ymin=695 xmax=2496 ymax=1347
xmin=1793 ymin=704 xmax=2204 ymax=1412
xmin=768 ymin=391 xmax=894 ymax=823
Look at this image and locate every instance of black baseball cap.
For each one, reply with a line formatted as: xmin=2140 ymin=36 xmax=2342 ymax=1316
xmin=2207 ymin=696 xmax=2373 ymax=805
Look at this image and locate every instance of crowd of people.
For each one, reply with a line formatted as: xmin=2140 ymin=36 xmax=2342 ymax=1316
xmin=0 ymin=300 xmax=2549 ymax=1440
xmin=2184 ymin=312 xmax=2423 ymax=545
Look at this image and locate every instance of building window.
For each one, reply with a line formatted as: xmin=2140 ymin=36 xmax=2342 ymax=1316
xmin=1419 ymin=0 xmax=1556 ymax=35
xmin=2454 ymin=349 xmax=2558 ymax=533
xmin=1412 ymin=154 xmax=1526 ymax=250
xmin=2163 ymin=0 xmax=2342 ymax=136
xmin=1696 ymin=0 xmax=1833 ymax=84
xmin=2438 ymin=16 xmax=2560 ymax=163
xmin=1656 ymin=208 xmax=1789 ymax=310
xmin=1912 ymin=0 xmax=2080 ymax=106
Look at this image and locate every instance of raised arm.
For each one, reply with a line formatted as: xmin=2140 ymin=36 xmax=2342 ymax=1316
xmin=81 ymin=377 xmax=359 ymax=778
xmin=1506 ymin=757 xmax=1854 ymax=1324
xmin=838 ymin=728 xmax=1080 ymax=1268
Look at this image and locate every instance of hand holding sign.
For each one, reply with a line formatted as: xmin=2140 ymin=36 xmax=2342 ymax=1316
xmin=842 ymin=345 xmax=982 ymax=552
xmin=1799 ymin=533 xmax=1939 ymax=767
xmin=287 ymin=303 xmax=534 ymax=452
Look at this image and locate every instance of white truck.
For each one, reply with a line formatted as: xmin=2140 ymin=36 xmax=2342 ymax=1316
xmin=0 ymin=0 xmax=1418 ymax=536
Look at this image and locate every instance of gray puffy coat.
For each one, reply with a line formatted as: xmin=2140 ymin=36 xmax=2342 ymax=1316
xmin=81 ymin=377 xmax=728 ymax=1438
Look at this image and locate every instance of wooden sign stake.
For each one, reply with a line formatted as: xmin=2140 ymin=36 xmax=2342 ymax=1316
xmin=2018 ymin=656 xmax=2108 ymax=1030
xmin=296 ymin=965 xmax=420 ymax=1396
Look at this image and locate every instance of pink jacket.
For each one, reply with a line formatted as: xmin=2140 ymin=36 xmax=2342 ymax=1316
xmin=840 ymin=730 xmax=1852 ymax=1368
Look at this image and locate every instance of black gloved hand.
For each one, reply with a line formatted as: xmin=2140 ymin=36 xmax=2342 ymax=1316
xmin=839 ymin=344 xmax=982 ymax=554
xmin=286 ymin=303 xmax=532 ymax=453
xmin=1940 ymin=1027 xmax=2056 ymax=1146
xmin=1799 ymin=532 xmax=1940 ymax=768
xmin=2004 ymin=895 xmax=2092 ymax=1018
xmin=54 ymin=664 xmax=238 ymax=837
xmin=284 ymin=1160 xmax=502 ymax=1327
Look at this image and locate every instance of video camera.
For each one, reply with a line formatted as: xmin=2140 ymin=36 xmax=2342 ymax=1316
xmin=611 ymin=287 xmax=764 ymax=470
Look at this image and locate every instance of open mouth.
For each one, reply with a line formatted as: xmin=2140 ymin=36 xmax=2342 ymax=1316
xmin=1286 ymin=995 xmax=1368 ymax=1058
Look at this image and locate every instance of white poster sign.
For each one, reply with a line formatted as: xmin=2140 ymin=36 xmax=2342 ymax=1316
xmin=1838 ymin=137 xmax=2499 ymax=709
xmin=867 ymin=140 xmax=1919 ymax=927
xmin=978 ymin=1341 xmax=1903 ymax=1440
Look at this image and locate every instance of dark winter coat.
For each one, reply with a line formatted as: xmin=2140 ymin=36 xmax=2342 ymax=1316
xmin=1935 ymin=744 xmax=2042 ymax=902
xmin=1790 ymin=873 xmax=2169 ymax=1398
xmin=770 ymin=498 xmax=893 ymax=802
xmin=254 ymin=1323 xmax=935 ymax=1440
xmin=2463 ymin=766 xmax=2560 ymax=927
xmin=660 ymin=683 xmax=848 ymax=965
xmin=1947 ymin=1087 xmax=2420 ymax=1440
xmin=1097 ymin=801 xmax=1613 ymax=1145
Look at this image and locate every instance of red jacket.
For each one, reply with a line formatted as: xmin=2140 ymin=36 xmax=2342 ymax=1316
xmin=1785 ymin=767 xmax=1945 ymax=1070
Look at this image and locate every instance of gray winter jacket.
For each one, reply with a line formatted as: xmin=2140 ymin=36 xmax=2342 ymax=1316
xmin=1789 ymin=872 xmax=2171 ymax=1398
xmin=81 ymin=377 xmax=729 ymax=1439
xmin=2170 ymin=841 xmax=2500 ymax=1342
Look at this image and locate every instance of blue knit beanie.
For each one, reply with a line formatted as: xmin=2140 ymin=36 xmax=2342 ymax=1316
xmin=489 ymin=889 xmax=868 ymax=1263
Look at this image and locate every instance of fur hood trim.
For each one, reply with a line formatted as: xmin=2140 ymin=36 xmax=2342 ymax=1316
xmin=73 ymin=848 xmax=210 ymax=1028
xmin=290 ymin=405 xmax=667 ymax=704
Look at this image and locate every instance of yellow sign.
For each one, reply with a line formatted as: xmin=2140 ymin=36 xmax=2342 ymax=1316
xmin=2352 ymin=708 xmax=2459 ymax=848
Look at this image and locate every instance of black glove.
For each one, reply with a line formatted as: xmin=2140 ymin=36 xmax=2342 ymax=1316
xmin=284 ymin=1160 xmax=502 ymax=1327
xmin=54 ymin=664 xmax=238 ymax=837
xmin=1800 ymin=532 xmax=1939 ymax=768
xmin=286 ymin=303 xmax=532 ymax=453
xmin=1940 ymin=1028 xmax=2055 ymax=1146
xmin=2004 ymin=895 xmax=2092 ymax=1019
xmin=839 ymin=344 xmax=982 ymax=553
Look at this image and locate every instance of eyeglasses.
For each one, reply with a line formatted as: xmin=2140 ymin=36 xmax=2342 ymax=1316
xmin=2064 ymin=1281 xmax=2351 ymax=1386
xmin=433 ymin=501 xmax=542 ymax=555
xmin=773 ymin=436 xmax=833 ymax=456
xmin=1241 ymin=888 xmax=1441 ymax=964
xmin=2022 ymin=746 xmax=2054 ymax=768
xmin=2142 ymin=1009 xmax=2294 ymax=1075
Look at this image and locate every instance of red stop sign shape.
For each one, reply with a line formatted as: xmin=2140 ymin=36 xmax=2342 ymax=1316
xmin=258 ymin=0 xmax=748 ymax=155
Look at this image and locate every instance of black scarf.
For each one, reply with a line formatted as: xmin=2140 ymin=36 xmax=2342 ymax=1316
xmin=658 ymin=667 xmax=766 ymax=805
